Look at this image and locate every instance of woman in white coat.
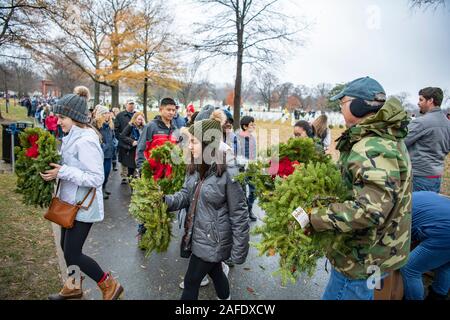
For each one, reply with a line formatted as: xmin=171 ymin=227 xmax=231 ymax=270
xmin=41 ymin=86 xmax=124 ymax=300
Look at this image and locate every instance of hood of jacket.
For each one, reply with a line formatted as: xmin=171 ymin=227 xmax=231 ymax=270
xmin=63 ymin=125 xmax=100 ymax=149
xmin=336 ymin=98 xmax=410 ymax=152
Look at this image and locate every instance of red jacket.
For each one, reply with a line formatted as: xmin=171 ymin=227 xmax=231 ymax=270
xmin=45 ymin=116 xmax=58 ymax=131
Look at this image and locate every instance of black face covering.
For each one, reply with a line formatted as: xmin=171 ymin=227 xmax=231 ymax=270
xmin=349 ymin=98 xmax=384 ymax=118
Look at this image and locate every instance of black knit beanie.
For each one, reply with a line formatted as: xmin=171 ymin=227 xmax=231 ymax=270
xmin=53 ymin=86 xmax=90 ymax=124
xmin=188 ymin=110 xmax=225 ymax=149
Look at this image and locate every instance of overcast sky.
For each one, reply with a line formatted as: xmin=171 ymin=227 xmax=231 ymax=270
xmin=172 ymin=0 xmax=450 ymax=106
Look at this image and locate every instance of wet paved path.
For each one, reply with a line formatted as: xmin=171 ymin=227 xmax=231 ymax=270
xmin=78 ymin=168 xmax=328 ymax=300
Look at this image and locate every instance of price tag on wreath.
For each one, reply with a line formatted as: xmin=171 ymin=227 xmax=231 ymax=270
xmin=291 ymin=206 xmax=310 ymax=228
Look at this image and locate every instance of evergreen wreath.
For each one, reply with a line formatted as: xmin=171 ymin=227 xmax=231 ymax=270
xmin=14 ymin=128 xmax=61 ymax=208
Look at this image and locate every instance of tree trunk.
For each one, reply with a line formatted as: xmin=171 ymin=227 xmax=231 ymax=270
xmin=233 ymin=56 xmax=243 ymax=130
xmin=234 ymin=25 xmax=244 ymax=131
xmin=111 ymin=83 xmax=119 ymax=109
xmin=143 ymin=77 xmax=148 ymax=122
xmin=94 ymin=81 xmax=100 ymax=107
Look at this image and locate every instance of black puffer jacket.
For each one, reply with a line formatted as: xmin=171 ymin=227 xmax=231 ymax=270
xmin=165 ymin=164 xmax=250 ymax=264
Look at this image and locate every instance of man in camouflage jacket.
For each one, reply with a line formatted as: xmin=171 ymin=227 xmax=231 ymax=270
xmin=296 ymin=77 xmax=412 ymax=300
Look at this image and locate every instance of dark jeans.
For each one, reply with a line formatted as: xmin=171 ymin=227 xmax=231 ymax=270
xmin=112 ymin=147 xmax=118 ymax=169
xmin=103 ymin=158 xmax=112 ymax=189
xmin=412 ymin=176 xmax=441 ymax=193
xmin=60 ymin=221 xmax=104 ymax=282
xmin=181 ymin=254 xmax=230 ymax=300
xmin=127 ymin=167 xmax=136 ymax=178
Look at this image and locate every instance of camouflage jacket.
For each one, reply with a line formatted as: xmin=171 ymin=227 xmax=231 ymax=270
xmin=310 ymin=98 xmax=412 ymax=280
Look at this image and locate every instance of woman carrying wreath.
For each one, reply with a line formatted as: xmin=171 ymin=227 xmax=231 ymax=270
xmin=40 ymin=86 xmax=124 ymax=300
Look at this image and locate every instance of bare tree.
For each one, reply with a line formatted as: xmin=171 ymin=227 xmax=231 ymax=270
xmin=190 ymin=0 xmax=303 ymax=129
xmin=314 ymin=83 xmax=332 ymax=110
xmin=6 ymin=59 xmax=40 ymax=96
xmin=177 ymin=59 xmax=202 ymax=107
xmin=0 ymin=0 xmax=49 ymax=54
xmin=135 ymin=0 xmax=179 ymax=121
xmin=255 ymin=71 xmax=278 ymax=111
xmin=275 ymin=82 xmax=294 ymax=108
xmin=0 ymin=62 xmax=11 ymax=118
xmin=196 ymin=80 xmax=215 ymax=108
xmin=410 ymin=0 xmax=447 ymax=10
xmin=391 ymin=91 xmax=411 ymax=107
xmin=149 ymin=85 xmax=177 ymax=107
xmin=28 ymin=0 xmax=110 ymax=105
xmin=34 ymin=0 xmax=149 ymax=108
xmin=44 ymin=52 xmax=90 ymax=96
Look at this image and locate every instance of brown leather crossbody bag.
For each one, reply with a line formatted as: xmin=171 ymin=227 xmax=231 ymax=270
xmin=44 ymin=180 xmax=96 ymax=229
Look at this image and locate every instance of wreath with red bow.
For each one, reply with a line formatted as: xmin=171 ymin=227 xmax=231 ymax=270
xmin=14 ymin=128 xmax=61 ymax=208
xmin=237 ymin=137 xmax=330 ymax=206
xmin=236 ymin=137 xmax=352 ymax=284
xmin=129 ymin=140 xmax=186 ymax=254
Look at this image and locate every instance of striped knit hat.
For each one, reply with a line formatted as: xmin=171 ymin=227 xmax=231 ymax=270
xmin=53 ymin=86 xmax=90 ymax=124
xmin=188 ymin=110 xmax=226 ymax=148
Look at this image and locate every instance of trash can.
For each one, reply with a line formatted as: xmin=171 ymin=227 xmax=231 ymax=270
xmin=2 ymin=121 xmax=34 ymax=163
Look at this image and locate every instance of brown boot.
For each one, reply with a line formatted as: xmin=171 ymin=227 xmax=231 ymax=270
xmin=48 ymin=276 xmax=84 ymax=300
xmin=98 ymin=272 xmax=124 ymax=300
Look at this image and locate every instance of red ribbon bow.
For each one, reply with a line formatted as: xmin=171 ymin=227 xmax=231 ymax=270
xmin=143 ymin=136 xmax=177 ymax=181
xmin=25 ymin=134 xmax=39 ymax=159
xmin=268 ymin=156 xmax=300 ymax=178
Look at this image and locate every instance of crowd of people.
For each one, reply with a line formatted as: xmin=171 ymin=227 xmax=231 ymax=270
xmin=35 ymin=76 xmax=450 ymax=301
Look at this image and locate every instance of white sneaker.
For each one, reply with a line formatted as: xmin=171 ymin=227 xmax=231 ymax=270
xmin=179 ymin=276 xmax=210 ymax=289
xmin=222 ymin=262 xmax=230 ymax=278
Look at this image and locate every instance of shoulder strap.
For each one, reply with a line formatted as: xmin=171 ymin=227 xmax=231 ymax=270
xmin=55 ymin=179 xmax=61 ymax=196
xmin=77 ymin=188 xmax=96 ymax=210
xmin=54 ymin=179 xmax=95 ymax=209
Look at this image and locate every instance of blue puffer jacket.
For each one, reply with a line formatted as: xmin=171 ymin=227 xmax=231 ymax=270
xmin=99 ymin=122 xmax=115 ymax=159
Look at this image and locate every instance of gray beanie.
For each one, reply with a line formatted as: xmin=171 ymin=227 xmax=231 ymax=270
xmin=53 ymin=86 xmax=90 ymax=124
xmin=195 ymin=104 xmax=219 ymax=121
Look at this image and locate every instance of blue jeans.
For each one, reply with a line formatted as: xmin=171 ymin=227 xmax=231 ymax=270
xmin=400 ymin=241 xmax=450 ymax=300
xmin=322 ymin=268 xmax=374 ymax=300
xmin=103 ymin=158 xmax=112 ymax=189
xmin=413 ymin=176 xmax=442 ymax=193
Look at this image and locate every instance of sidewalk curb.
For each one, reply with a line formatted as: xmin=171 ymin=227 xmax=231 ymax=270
xmin=51 ymin=222 xmax=67 ymax=285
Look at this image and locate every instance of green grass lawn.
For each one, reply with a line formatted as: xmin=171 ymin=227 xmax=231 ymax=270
xmin=0 ymin=173 xmax=61 ymax=299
